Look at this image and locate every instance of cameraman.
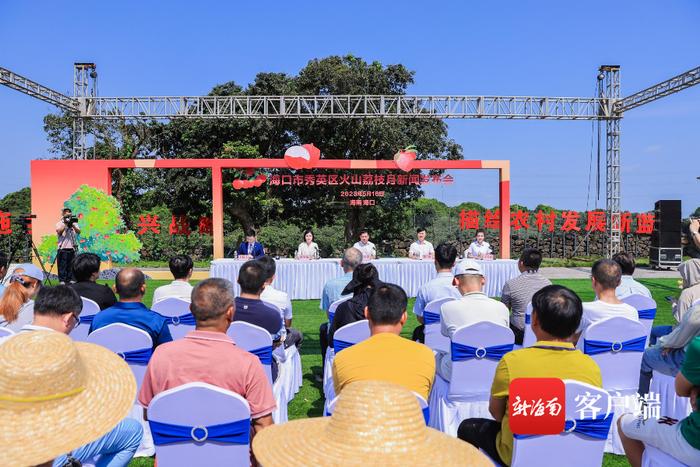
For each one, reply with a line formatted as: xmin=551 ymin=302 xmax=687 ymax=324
xmin=55 ymin=207 xmax=81 ymax=284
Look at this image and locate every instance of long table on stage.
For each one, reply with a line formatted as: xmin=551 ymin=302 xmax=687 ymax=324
xmin=210 ymin=258 xmax=519 ymax=300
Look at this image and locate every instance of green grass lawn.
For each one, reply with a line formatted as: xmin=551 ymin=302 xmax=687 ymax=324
xmin=125 ymin=277 xmax=681 ymax=467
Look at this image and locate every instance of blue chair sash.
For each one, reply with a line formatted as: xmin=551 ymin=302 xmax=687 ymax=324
xmin=79 ymin=314 xmax=96 ymax=325
xmin=423 ymin=311 xmax=441 ymax=325
xmin=514 ymin=412 xmax=613 ymax=440
xmin=333 ymin=338 xmax=355 ymax=354
xmin=156 ymin=312 xmax=196 ymax=326
xmin=149 ymin=418 xmax=250 ymax=446
xmin=525 ymin=314 xmax=531 ymax=325
xmin=451 ymin=342 xmax=513 ymax=362
xmin=637 ymin=308 xmax=656 ymax=320
xmin=248 ymin=345 xmax=273 ymax=366
xmin=583 ymin=336 xmax=646 ymax=355
xmin=328 ymin=312 xmax=335 ymax=325
xmin=422 ymin=406 xmax=430 ymax=425
xmin=118 ymin=347 xmax=153 ymax=364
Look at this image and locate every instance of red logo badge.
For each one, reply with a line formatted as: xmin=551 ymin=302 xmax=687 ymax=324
xmin=509 ymin=378 xmax=565 ymax=436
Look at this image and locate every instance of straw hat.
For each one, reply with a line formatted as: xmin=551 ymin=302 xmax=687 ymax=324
xmin=0 ymin=331 xmax=136 ymax=466
xmin=253 ymin=380 xmax=491 ymax=466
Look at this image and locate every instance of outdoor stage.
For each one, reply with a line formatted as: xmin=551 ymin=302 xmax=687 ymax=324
xmin=210 ymin=258 xmax=519 ymax=299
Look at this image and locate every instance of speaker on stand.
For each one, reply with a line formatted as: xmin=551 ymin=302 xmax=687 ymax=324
xmin=649 ymin=200 xmax=682 ymax=269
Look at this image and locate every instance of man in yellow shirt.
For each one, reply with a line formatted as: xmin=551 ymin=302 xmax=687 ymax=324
xmin=457 ymin=285 xmax=603 ymax=466
xmin=332 ymin=283 xmax=435 ymax=400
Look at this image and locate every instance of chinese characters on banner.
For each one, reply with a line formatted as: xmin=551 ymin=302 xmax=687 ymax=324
xmin=135 ymin=214 xmax=213 ymax=237
xmin=458 ymin=209 xmax=655 ymax=235
xmin=268 ymin=173 xmax=454 ymax=187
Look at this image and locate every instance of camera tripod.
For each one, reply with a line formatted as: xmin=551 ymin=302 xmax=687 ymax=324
xmin=6 ymin=215 xmax=54 ymax=286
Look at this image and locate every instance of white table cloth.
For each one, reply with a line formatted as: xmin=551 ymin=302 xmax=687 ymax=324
xmin=210 ymin=258 xmax=519 ymax=300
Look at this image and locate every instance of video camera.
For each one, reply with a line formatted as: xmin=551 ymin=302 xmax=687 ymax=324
xmin=63 ymin=214 xmax=79 ymax=226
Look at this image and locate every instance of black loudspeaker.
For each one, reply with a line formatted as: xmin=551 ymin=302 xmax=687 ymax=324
xmin=654 ymin=200 xmax=682 ymax=233
xmin=651 ymin=231 xmax=680 ymax=247
xmin=650 ymin=200 xmax=682 ymax=268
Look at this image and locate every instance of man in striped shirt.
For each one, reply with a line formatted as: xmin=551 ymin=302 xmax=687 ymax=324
xmin=501 ymin=248 xmax=551 ymax=345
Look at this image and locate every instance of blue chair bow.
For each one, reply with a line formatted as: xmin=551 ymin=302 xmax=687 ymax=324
xmin=423 ymin=311 xmax=441 ymax=325
xmin=525 ymin=314 xmax=531 ymax=325
xmin=421 ymin=406 xmax=430 ymax=425
xmin=637 ymin=308 xmax=656 ymax=320
xmin=333 ymin=339 xmax=355 ymax=354
xmin=248 ymin=345 xmax=273 ymax=366
xmin=451 ymin=342 xmax=513 ymax=362
xmin=156 ymin=312 xmax=196 ymax=326
xmin=149 ymin=418 xmax=250 ymax=446
xmin=583 ymin=336 xmax=646 ymax=355
xmin=79 ymin=314 xmax=96 ymax=325
xmin=118 ymin=347 xmax=153 ymax=364
xmin=514 ymin=412 xmax=613 ymax=440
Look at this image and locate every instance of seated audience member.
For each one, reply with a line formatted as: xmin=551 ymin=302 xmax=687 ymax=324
xmin=613 ymin=251 xmax=652 ymax=299
xmin=237 ymin=229 xmax=265 ymax=259
xmin=69 ymin=252 xmax=118 ymax=310
xmin=258 ymin=255 xmax=303 ymax=348
xmin=234 ymin=260 xmax=285 ymax=380
xmin=252 ymin=381 xmax=490 ymax=466
xmin=621 ymin=335 xmax=700 ymax=467
xmin=319 ymin=247 xmax=362 ymax=361
xmin=458 ymin=285 xmax=602 ymax=466
xmin=0 ymin=263 xmax=43 ymax=332
xmin=329 ymin=263 xmax=382 ymax=343
xmin=651 ymin=258 xmax=700 ymax=346
xmin=436 ymin=260 xmax=509 ymax=382
xmin=412 ymin=242 xmax=460 ymax=342
xmin=0 ymin=251 xmax=8 ymax=297
xmin=333 ymin=283 xmax=435 ymax=400
xmin=139 ymin=278 xmax=275 ymax=454
xmin=501 ymin=248 xmax=552 ymax=345
xmin=89 ymin=268 xmax=172 ymax=348
xmin=352 ymin=229 xmax=376 ymax=260
xmin=152 ymin=254 xmax=194 ymax=304
xmin=408 ymin=228 xmax=434 ymax=260
xmin=576 ymin=258 xmax=638 ymax=338
xmin=1 ymin=286 xmax=144 ymax=466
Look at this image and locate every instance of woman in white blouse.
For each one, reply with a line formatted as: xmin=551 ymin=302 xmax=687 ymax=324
xmin=296 ymin=229 xmax=320 ymax=259
xmin=465 ymin=229 xmax=492 ymax=259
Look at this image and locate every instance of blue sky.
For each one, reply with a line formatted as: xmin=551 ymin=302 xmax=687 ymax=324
xmin=1 ymin=0 xmax=698 ymax=214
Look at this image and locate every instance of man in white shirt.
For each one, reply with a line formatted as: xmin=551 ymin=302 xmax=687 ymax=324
xmin=257 ymin=255 xmax=303 ymax=348
xmin=353 ymin=229 xmax=376 ymax=261
xmin=576 ymin=259 xmax=639 ymax=339
xmin=408 ymin=228 xmax=434 ymax=260
xmin=437 ymin=259 xmax=510 ymax=381
xmin=152 ymin=255 xmax=194 ymax=304
xmin=613 ymin=252 xmax=652 ymax=299
xmin=465 ymin=229 xmax=492 ymax=259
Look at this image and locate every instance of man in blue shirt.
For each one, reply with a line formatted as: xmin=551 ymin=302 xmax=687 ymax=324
xmin=90 ymin=268 xmax=172 ymax=348
xmin=318 ymin=247 xmax=362 ymax=361
xmin=234 ymin=260 xmax=284 ymax=380
xmin=236 ymin=229 xmax=265 ymax=258
xmin=411 ymin=242 xmax=460 ymax=343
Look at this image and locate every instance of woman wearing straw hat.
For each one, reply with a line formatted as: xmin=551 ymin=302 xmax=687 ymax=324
xmin=0 ymin=331 xmax=140 ymax=466
xmin=0 ymin=263 xmax=44 ymax=332
xmin=252 ymin=380 xmax=491 ymax=466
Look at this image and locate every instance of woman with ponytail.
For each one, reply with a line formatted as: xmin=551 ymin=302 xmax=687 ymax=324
xmin=329 ymin=263 xmax=383 ymax=342
xmin=0 ymin=263 xmax=43 ymax=332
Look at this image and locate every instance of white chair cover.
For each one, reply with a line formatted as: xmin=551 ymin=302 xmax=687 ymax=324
xmin=323 ymin=320 xmax=371 ymax=405
xmin=151 ymin=297 xmax=195 ymax=341
xmin=580 ymin=316 xmax=647 ymax=454
xmin=428 ymin=322 xmax=514 ymax=436
xmin=86 ymin=323 xmax=155 ymax=457
xmin=0 ymin=327 xmax=15 ymax=338
xmin=147 ymin=382 xmax=251 ymax=467
xmin=71 ymin=297 xmax=101 ymax=342
xmin=621 ymin=294 xmax=657 ymax=342
xmin=511 ymin=380 xmax=612 ymax=467
xmin=275 ymin=345 xmax=303 ymax=402
xmin=649 ymin=370 xmax=692 ymax=422
xmin=321 ymin=296 xmax=353 ymax=392
xmin=522 ymin=302 xmax=536 ymax=348
xmin=423 ymin=296 xmax=457 ymax=353
xmin=641 ymin=444 xmax=690 ymax=467
xmin=327 ymin=295 xmax=351 ymax=325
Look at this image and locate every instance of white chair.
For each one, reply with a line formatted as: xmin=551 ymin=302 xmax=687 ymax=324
xmin=641 ymin=444 xmax=690 ymax=467
xmin=0 ymin=327 xmax=15 ymax=338
xmin=428 ymin=322 xmax=514 ymax=436
xmin=151 ymin=297 xmax=195 ymax=340
xmin=226 ymin=321 xmax=288 ymax=424
xmin=621 ymin=294 xmax=657 ymax=341
xmin=522 ymin=302 xmax=536 ymax=348
xmin=511 ymin=380 xmax=612 ymax=467
xmin=581 ymin=316 xmax=647 ymax=454
xmin=327 ymin=295 xmax=351 ymax=326
xmin=326 ymin=392 xmax=430 ymax=424
xmin=423 ymin=296 xmax=457 ymax=353
xmin=86 ymin=323 xmax=155 ymax=457
xmin=323 ymin=320 xmax=371 ymax=404
xmin=649 ymin=370 xmax=692 ymax=422
xmin=71 ymin=297 xmax=101 ymax=342
xmin=147 ymin=382 xmax=251 ymax=467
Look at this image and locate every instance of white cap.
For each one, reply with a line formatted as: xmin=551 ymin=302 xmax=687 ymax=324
xmin=454 ymin=259 xmax=484 ymax=277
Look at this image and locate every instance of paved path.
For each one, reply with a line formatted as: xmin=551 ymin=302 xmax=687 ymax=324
xmin=540 ymin=266 xmax=681 ymax=280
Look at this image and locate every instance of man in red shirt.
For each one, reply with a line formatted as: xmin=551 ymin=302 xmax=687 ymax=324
xmin=139 ymin=278 xmax=276 ymax=438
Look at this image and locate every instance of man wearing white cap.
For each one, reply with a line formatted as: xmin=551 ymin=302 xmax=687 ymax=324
xmin=436 ymin=259 xmax=509 ymax=382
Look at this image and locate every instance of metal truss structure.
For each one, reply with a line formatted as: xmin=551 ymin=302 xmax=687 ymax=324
xmin=1 ymin=62 xmax=699 ymax=256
